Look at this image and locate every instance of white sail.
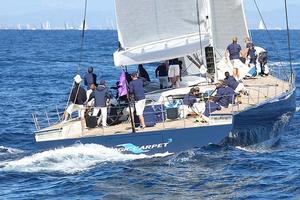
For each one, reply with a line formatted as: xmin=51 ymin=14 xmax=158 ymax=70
xmin=79 ymin=22 xmax=88 ymax=30
xmin=42 ymin=21 xmax=51 ymax=30
xmin=258 ymin=20 xmax=265 ymax=30
xmin=209 ymin=0 xmax=249 ymax=60
xmin=114 ymin=0 xmax=209 ymax=66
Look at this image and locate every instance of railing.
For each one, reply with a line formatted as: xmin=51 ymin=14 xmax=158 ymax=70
xmin=33 ymin=72 xmax=294 ymax=133
xmin=32 ymin=106 xmax=65 ymax=131
xmin=33 ymin=96 xmax=233 ymax=132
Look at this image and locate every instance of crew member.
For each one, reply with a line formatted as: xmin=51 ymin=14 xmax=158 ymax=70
xmin=155 ymin=61 xmax=169 ymax=89
xmin=129 ymin=72 xmax=146 ymax=129
xmin=89 ymin=80 xmax=112 ymax=127
xmin=214 ymin=81 xmax=236 ymax=108
xmin=63 ymin=75 xmax=87 ymax=129
xmin=225 ymin=37 xmax=243 ymax=80
xmin=244 ymin=37 xmax=257 ymax=67
xmin=202 ymin=96 xmax=221 ymax=122
xmin=86 ymin=83 xmax=96 ymax=107
xmin=224 ymin=72 xmax=249 ymax=95
xmin=181 ymin=87 xmax=205 ymax=118
xmin=84 ymin=67 xmax=97 ymax=89
xmin=168 ymin=59 xmax=181 ymax=88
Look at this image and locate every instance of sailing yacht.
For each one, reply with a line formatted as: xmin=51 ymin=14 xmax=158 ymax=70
xmin=33 ymin=0 xmax=295 ymax=154
xmin=258 ymin=20 xmax=265 ymax=30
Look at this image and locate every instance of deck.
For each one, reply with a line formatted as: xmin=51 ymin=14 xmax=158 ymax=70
xmin=35 ymin=75 xmax=293 ymax=142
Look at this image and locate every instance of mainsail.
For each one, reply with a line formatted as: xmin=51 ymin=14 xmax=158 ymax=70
xmin=114 ymin=0 xmax=209 ymax=66
xmin=113 ymin=0 xmax=249 ymax=66
xmin=209 ymin=0 xmax=249 ymax=60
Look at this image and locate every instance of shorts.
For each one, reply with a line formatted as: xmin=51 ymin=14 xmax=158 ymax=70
xmin=135 ymin=99 xmax=146 ymax=116
xmin=168 ymin=64 xmax=180 ymax=78
xmin=235 ymin=83 xmax=245 ymax=93
xmin=66 ymin=103 xmax=85 ymax=118
xmin=231 ymin=59 xmax=244 ymax=69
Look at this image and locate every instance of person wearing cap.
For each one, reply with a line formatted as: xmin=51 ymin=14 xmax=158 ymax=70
xmin=88 ymin=80 xmax=112 ymax=127
xmin=129 ymin=72 xmax=146 ymax=129
xmin=63 ymin=75 xmax=87 ymax=124
xmin=181 ymin=87 xmax=205 ymax=118
xmin=214 ymin=81 xmax=236 ymax=108
xmin=225 ymin=37 xmax=243 ymax=80
xmin=84 ymin=67 xmax=97 ymax=89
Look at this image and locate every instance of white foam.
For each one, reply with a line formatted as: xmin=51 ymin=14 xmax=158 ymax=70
xmin=235 ymin=146 xmax=265 ymax=153
xmin=0 ymin=144 xmax=171 ymax=174
xmin=0 ymin=146 xmax=23 ymax=155
xmin=296 ymin=107 xmax=300 ymax=112
xmin=235 ymin=139 xmax=279 ymax=153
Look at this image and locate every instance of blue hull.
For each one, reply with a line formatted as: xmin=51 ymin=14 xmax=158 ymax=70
xmin=35 ymin=88 xmax=296 ymax=154
xmin=36 ymin=124 xmax=232 ymax=155
xmin=226 ymin=88 xmax=296 ymax=146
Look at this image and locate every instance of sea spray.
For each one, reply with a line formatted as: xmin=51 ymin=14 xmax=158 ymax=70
xmin=0 ymin=144 xmax=171 ymax=174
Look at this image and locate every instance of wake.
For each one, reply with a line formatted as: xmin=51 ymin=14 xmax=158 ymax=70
xmin=0 ymin=144 xmax=170 ymax=174
xmin=0 ymin=146 xmax=23 ymax=155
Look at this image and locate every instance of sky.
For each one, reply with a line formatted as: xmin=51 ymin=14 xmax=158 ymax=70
xmin=0 ymin=0 xmax=299 ymax=29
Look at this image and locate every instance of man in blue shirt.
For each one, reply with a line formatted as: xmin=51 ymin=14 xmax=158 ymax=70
xmin=225 ymin=37 xmax=243 ymax=80
xmin=244 ymin=37 xmax=257 ymax=68
xmin=84 ymin=67 xmax=97 ymax=89
xmin=181 ymin=87 xmax=205 ymax=118
xmin=155 ymin=61 xmax=169 ymax=89
xmin=224 ymin=72 xmax=248 ymax=95
xmin=129 ymin=72 xmax=146 ymax=129
xmin=215 ymin=81 xmax=236 ymax=108
xmin=88 ymin=80 xmax=112 ymax=127
xmin=202 ymin=97 xmax=221 ymax=122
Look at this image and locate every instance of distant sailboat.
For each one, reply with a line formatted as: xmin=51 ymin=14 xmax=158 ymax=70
xmin=17 ymin=24 xmax=21 ymax=30
xmin=64 ymin=22 xmax=69 ymax=30
xmin=79 ymin=21 xmax=88 ymax=30
xmin=41 ymin=21 xmax=51 ymax=30
xmin=258 ymin=20 xmax=265 ymax=30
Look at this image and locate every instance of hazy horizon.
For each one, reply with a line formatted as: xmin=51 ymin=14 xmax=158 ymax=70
xmin=0 ymin=0 xmax=299 ymax=30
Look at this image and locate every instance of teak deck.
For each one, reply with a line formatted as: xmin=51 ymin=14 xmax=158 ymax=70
xmin=35 ymin=75 xmax=292 ymax=142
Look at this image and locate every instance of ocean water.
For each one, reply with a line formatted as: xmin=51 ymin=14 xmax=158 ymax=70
xmin=0 ymin=30 xmax=299 ymax=199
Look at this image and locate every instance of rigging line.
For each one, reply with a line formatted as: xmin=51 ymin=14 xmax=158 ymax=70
xmin=122 ymin=67 xmax=136 ymax=133
xmin=77 ymin=0 xmax=88 ymax=74
xmin=253 ymin=0 xmax=288 ymax=79
xmin=284 ymin=0 xmax=293 ymax=74
xmin=196 ymin=0 xmax=203 ymax=59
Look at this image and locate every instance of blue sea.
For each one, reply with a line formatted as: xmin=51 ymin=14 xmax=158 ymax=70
xmin=0 ymin=30 xmax=299 ymax=199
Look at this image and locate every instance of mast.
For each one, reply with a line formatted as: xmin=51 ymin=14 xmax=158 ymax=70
xmin=284 ymin=0 xmax=293 ymax=75
xmin=77 ymin=0 xmax=88 ymax=73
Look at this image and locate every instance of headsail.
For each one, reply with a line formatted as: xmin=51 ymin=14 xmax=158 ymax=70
xmin=114 ymin=0 xmax=209 ymax=66
xmin=209 ymin=0 xmax=249 ymax=60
